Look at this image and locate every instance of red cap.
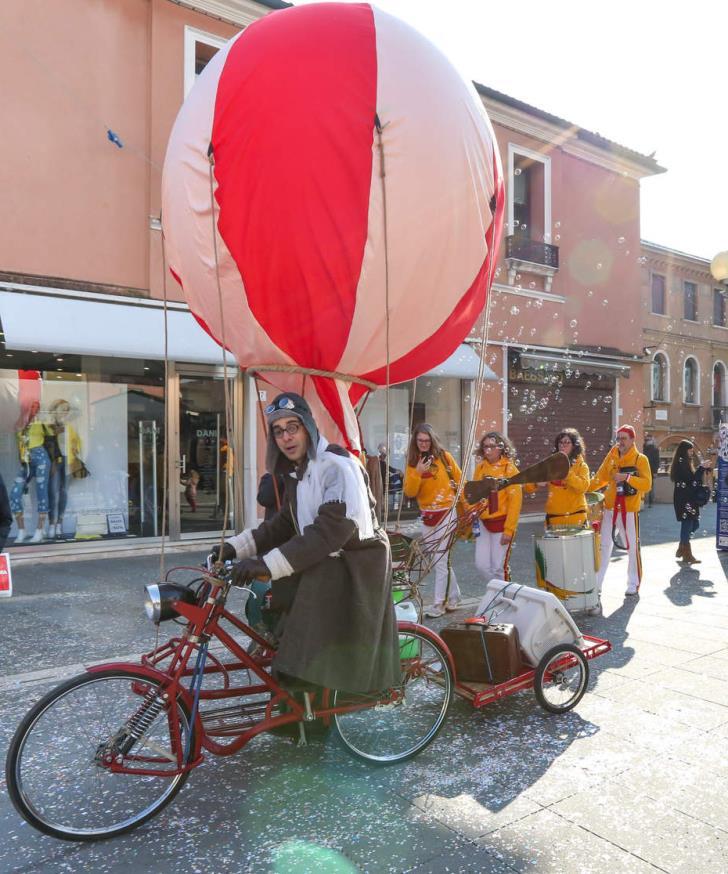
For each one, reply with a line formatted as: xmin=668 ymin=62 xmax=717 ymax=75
xmin=617 ymin=424 xmax=636 ymax=438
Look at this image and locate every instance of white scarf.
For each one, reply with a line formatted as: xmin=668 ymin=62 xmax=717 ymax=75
xmin=294 ymin=436 xmax=375 ymax=540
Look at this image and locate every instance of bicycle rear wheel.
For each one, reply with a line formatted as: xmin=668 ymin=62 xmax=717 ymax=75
xmin=332 ymin=626 xmax=453 ymax=764
xmin=6 ymin=668 xmax=194 ymax=842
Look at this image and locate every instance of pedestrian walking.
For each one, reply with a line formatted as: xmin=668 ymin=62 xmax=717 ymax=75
xmin=590 ymin=425 xmax=652 ymax=598
xmin=643 ymin=433 xmax=661 ymax=507
xmin=471 ymin=431 xmax=522 ymax=584
xmin=403 ymin=423 xmax=462 ymax=618
xmin=670 ymin=440 xmax=713 ymax=565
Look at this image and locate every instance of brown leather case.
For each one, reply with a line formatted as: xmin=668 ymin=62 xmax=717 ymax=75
xmin=441 ymin=622 xmax=521 ymax=683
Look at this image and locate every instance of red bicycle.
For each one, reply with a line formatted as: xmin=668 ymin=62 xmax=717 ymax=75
xmin=5 ymin=561 xmax=454 ymax=842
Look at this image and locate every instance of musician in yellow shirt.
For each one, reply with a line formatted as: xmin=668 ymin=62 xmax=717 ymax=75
xmin=403 ymin=424 xmax=462 ymax=618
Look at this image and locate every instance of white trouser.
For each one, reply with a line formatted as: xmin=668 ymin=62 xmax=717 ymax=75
xmin=596 ymin=508 xmax=642 ymax=594
xmin=421 ymin=509 xmax=460 ymax=606
xmin=474 ymin=528 xmax=512 ymax=584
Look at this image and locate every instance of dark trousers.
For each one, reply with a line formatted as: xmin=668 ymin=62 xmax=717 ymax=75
xmin=679 ymin=516 xmax=699 ymax=543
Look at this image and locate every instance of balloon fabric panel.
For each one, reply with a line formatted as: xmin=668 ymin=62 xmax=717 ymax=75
xmin=211 ymin=3 xmax=377 ymax=373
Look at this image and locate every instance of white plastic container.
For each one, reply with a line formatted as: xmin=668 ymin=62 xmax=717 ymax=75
xmin=534 ymin=529 xmax=599 ymax=613
xmin=475 ymin=579 xmax=584 ymax=666
xmin=394 ymin=600 xmax=418 ymax=624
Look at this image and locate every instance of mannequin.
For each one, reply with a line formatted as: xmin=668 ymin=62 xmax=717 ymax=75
xmin=46 ymin=399 xmax=81 ymax=538
xmin=9 ymin=401 xmax=50 ymax=544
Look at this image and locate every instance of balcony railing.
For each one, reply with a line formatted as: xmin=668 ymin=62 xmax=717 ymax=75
xmin=505 ymin=235 xmax=559 ymax=269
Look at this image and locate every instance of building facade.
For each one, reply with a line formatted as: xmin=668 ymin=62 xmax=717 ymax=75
xmin=0 ymin=0 xmax=662 ymax=556
xmin=641 ymin=240 xmax=728 ymax=466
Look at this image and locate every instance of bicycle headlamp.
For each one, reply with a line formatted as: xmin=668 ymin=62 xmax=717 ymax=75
xmin=144 ymin=583 xmax=197 ymax=623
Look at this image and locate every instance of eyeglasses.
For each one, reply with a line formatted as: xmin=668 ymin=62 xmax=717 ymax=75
xmin=265 ymin=396 xmax=296 ymax=415
xmin=272 ymin=421 xmax=301 ymax=439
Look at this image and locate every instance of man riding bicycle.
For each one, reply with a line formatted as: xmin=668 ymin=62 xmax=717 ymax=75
xmin=214 ymin=392 xmax=400 ymax=694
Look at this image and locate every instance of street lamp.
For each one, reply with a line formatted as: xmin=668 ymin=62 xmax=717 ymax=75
xmin=711 ymin=251 xmax=728 ymax=285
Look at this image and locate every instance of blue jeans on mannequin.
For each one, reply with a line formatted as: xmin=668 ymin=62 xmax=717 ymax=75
xmin=48 ymin=457 xmax=68 ymax=537
xmin=9 ymin=446 xmax=50 ymax=543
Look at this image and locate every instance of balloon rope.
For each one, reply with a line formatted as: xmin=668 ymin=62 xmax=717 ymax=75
xmin=375 ymin=116 xmax=392 ymax=528
xmin=208 ymin=151 xmax=235 ymax=549
xmin=159 ymin=225 xmax=170 ymax=578
xmin=244 ymin=364 xmax=377 ymax=391
xmin=395 ymin=375 xmax=417 ymax=529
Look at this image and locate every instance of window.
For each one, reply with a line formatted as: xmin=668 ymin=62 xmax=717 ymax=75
xmin=683 ymin=356 xmax=699 ymax=404
xmin=684 ymin=281 xmax=697 ymax=321
xmin=651 ymin=273 xmax=666 ymax=314
xmin=714 ymin=288 xmax=726 ymax=327
xmin=508 ymin=145 xmax=551 ymax=242
xmin=713 ymin=362 xmax=726 ymax=407
xmin=651 ymin=352 xmax=668 ymax=402
xmin=184 ymin=27 xmax=228 ymax=97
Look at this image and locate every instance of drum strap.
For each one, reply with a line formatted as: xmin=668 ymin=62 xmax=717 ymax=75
xmin=545 ymin=509 xmax=587 ymax=523
xmin=612 ymin=495 xmax=629 ymax=550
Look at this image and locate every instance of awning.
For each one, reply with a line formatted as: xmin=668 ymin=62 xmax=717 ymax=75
xmin=0 ymin=289 xmax=226 ymax=365
xmin=519 ymin=351 xmax=630 ymax=379
xmin=425 ymin=343 xmax=496 ymax=380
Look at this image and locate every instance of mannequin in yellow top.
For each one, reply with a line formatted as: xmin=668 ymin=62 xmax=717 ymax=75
xmin=471 ymin=432 xmax=522 ymax=583
xmin=46 ymin=399 xmax=83 ymax=539
xmin=589 ymin=424 xmax=652 ymax=597
xmin=525 ymin=429 xmax=590 ymax=528
xmin=403 ymin=423 xmax=462 ymax=618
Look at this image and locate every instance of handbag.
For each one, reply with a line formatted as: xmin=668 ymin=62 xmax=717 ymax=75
xmin=70 ymin=458 xmax=91 ymax=479
xmin=694 ymin=484 xmax=711 ymax=507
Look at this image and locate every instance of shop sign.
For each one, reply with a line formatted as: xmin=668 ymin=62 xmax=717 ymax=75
xmin=107 ymin=513 xmax=127 ymax=536
xmin=0 ymin=553 xmax=12 ymax=598
xmin=717 ymin=424 xmax=728 ymax=550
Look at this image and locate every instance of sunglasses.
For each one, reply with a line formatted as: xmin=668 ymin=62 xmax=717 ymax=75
xmin=265 ymin=396 xmax=296 ymax=415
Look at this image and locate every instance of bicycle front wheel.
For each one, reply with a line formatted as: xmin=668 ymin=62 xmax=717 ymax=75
xmin=6 ymin=668 xmax=195 ymax=842
xmin=333 ymin=626 xmax=453 ymax=765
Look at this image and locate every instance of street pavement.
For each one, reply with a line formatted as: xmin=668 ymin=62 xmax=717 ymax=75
xmin=1 ymin=503 xmax=727 ymax=873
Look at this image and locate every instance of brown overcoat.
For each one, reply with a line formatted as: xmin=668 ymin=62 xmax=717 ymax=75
xmin=251 ymin=457 xmax=401 ymax=693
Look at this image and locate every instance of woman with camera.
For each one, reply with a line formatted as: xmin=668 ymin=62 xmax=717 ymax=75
xmin=670 ymin=440 xmax=712 ymax=565
xmin=471 ymin=431 xmax=522 ymax=585
xmin=526 ymin=428 xmax=590 ymax=529
xmin=403 ymin=424 xmax=462 ymax=618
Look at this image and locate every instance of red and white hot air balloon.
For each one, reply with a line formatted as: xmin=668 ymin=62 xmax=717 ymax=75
xmin=0 ymin=370 xmax=41 ymax=434
xmin=162 ymin=1 xmax=503 ymax=450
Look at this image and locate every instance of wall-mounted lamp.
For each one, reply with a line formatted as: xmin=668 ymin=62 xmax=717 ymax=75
xmin=642 ymin=346 xmax=656 ymax=357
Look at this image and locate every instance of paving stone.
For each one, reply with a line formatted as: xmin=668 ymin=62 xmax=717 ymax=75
xmin=476 ymin=808 xmax=659 ymax=873
xmin=551 ymin=782 xmax=728 ymax=873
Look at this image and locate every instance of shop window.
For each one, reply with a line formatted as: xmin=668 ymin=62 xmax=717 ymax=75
xmin=651 ymin=273 xmax=666 ymax=314
xmin=184 ymin=27 xmax=228 ymax=97
xmin=358 ymin=377 xmax=464 ymax=518
xmin=714 ymin=288 xmax=726 ymax=327
xmin=683 ymin=356 xmax=699 ymax=405
xmin=651 ymin=352 xmax=669 ymax=402
xmin=1 ymin=355 xmax=166 ymax=545
xmin=683 ymin=281 xmax=697 ymax=321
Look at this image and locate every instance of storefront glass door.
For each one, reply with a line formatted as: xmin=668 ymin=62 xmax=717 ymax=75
xmin=177 ymin=373 xmax=235 ymax=536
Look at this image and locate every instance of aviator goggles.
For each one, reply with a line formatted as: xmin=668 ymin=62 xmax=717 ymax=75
xmin=265 ymin=396 xmax=296 ymax=415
